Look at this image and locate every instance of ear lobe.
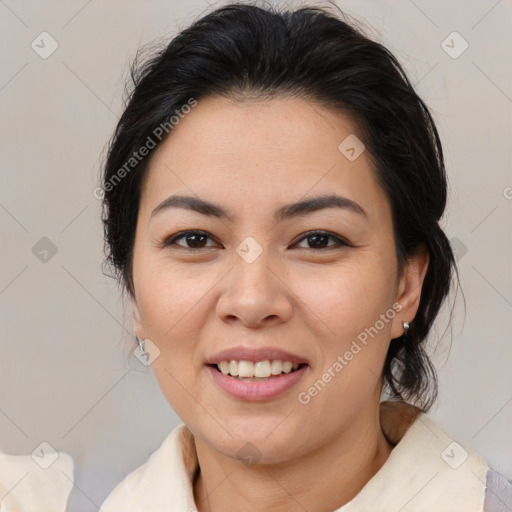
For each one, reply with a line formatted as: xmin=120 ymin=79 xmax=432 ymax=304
xmin=391 ymin=248 xmax=429 ymax=339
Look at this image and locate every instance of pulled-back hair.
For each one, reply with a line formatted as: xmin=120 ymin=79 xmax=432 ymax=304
xmin=101 ymin=3 xmax=457 ymax=411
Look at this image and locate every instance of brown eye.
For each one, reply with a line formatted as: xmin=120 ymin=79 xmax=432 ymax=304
xmin=294 ymin=231 xmax=350 ymax=250
xmin=163 ymin=230 xmax=218 ymax=249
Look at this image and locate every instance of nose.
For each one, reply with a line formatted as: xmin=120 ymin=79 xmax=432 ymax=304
xmin=216 ymin=252 xmax=293 ymax=329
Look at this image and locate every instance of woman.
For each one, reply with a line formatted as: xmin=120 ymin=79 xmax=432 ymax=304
xmin=99 ymin=3 xmax=511 ymax=511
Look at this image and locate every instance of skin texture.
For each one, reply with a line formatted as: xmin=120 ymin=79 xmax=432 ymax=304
xmin=131 ymin=95 xmax=429 ymax=512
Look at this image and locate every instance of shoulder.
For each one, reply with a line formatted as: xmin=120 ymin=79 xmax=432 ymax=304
xmin=375 ymin=402 xmax=510 ymax=511
xmin=0 ymin=449 xmax=74 ymax=511
xmin=100 ymin=423 xmax=195 ymax=512
xmin=404 ymin=412 xmax=512 ymax=511
xmin=484 ymin=467 xmax=512 ymax=512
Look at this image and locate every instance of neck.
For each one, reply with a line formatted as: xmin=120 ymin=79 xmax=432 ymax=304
xmin=193 ymin=402 xmax=394 ymax=512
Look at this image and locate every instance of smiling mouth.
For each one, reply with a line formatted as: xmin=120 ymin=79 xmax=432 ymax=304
xmin=208 ymin=360 xmax=308 ymax=380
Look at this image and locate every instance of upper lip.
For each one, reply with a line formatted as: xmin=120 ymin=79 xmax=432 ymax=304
xmin=205 ymin=346 xmax=309 ymax=365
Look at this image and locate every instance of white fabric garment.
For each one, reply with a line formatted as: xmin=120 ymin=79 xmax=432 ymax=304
xmin=0 ymin=448 xmax=74 ymax=512
xmin=100 ymin=401 xmax=511 ymax=512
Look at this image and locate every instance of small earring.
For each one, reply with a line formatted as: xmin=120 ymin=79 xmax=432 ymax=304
xmin=402 ymin=321 xmax=410 ymax=338
xmin=136 ymin=335 xmax=146 ymax=354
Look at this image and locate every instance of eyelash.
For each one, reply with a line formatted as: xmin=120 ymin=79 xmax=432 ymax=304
xmin=161 ymin=230 xmax=352 ymax=251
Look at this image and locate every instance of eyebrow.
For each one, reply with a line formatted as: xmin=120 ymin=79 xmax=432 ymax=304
xmin=150 ymin=193 xmax=367 ymax=222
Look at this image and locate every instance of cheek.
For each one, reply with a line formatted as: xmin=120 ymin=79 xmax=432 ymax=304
xmin=134 ymin=261 xmax=209 ymax=398
xmin=135 ymin=257 xmax=208 ymax=335
xmin=134 ymin=266 xmax=210 ymax=416
xmin=293 ymin=258 xmax=396 ymax=399
xmin=297 ymin=257 xmax=397 ymax=341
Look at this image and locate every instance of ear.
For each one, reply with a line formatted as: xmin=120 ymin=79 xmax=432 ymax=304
xmin=390 ymin=247 xmax=429 ymax=339
xmin=131 ymin=294 xmax=144 ymax=340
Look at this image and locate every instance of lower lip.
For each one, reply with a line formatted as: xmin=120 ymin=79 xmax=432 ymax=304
xmin=206 ymin=365 xmax=308 ymax=401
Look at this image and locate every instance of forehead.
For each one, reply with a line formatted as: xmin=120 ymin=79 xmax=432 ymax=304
xmin=139 ymin=95 xmax=390 ymax=224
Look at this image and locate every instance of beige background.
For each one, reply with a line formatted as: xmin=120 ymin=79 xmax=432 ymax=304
xmin=1 ymin=0 xmax=511 ymax=510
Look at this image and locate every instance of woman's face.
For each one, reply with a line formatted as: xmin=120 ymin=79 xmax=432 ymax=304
xmin=131 ymin=95 xmax=425 ymax=463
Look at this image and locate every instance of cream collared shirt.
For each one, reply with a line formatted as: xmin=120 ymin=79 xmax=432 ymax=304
xmin=100 ymin=401 xmax=512 ymax=512
xmin=0 ymin=449 xmax=73 ymax=512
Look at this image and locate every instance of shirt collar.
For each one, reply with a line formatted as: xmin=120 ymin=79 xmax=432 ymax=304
xmin=102 ymin=400 xmax=489 ymax=511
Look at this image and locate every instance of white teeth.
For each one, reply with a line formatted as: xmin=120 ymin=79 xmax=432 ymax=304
xmin=238 ymin=360 xmax=254 ymax=378
xmin=229 ymin=360 xmax=239 ymax=376
xmin=282 ymin=361 xmax=293 ymax=373
xmin=215 ymin=360 xmax=303 ymax=378
xmin=219 ymin=361 xmax=230 ymax=375
xmin=254 ymin=360 xmax=271 ymax=378
xmin=271 ymin=360 xmax=282 ymax=375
